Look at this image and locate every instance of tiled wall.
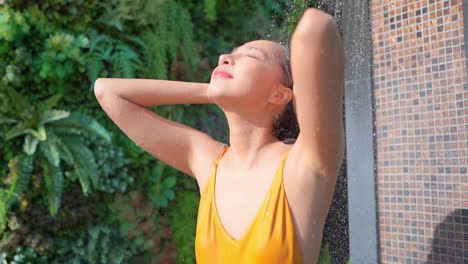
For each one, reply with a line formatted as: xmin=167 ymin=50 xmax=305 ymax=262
xmin=370 ymin=0 xmax=467 ymax=263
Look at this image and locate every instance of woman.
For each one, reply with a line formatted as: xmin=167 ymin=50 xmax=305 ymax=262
xmin=94 ymin=8 xmax=344 ymax=264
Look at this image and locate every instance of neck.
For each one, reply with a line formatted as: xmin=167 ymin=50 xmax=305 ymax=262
xmin=224 ymin=110 xmax=281 ymax=170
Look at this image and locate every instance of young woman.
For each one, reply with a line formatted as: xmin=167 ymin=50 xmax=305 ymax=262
xmin=94 ymin=8 xmax=344 ymax=264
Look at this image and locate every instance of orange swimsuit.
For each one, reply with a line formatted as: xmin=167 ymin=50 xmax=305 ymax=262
xmin=195 ymin=145 xmax=304 ymax=263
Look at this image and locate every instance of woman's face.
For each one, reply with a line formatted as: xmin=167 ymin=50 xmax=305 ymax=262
xmin=208 ymin=40 xmax=286 ymax=106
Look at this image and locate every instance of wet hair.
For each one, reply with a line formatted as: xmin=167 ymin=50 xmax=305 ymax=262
xmin=271 ymin=42 xmax=300 ymax=142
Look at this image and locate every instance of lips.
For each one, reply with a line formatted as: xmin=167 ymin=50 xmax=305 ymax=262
xmin=213 ymin=68 xmax=233 ymax=79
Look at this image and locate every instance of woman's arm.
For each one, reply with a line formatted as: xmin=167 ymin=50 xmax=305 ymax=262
xmin=289 ymin=8 xmax=345 ymax=179
xmin=94 ymin=78 xmax=226 ymax=181
xmin=94 ymin=78 xmax=212 ymax=107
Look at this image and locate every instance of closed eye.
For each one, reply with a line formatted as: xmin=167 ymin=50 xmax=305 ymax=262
xmin=231 ymin=51 xmax=258 ymax=59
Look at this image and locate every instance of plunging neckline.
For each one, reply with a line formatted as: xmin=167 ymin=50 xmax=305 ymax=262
xmin=211 ymin=146 xmax=290 ymax=244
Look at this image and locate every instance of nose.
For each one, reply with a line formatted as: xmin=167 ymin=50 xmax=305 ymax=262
xmin=218 ymin=54 xmax=234 ymax=66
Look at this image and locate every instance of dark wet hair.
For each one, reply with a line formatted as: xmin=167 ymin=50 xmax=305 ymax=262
xmin=271 ymin=42 xmax=300 ymax=142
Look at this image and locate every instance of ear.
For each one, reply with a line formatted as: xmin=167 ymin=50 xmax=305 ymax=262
xmin=268 ymin=85 xmax=293 ymax=105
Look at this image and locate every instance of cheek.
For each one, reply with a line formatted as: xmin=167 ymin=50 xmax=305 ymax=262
xmin=237 ymin=64 xmax=276 ymax=86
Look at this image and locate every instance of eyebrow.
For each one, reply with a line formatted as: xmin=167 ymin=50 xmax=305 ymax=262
xmin=231 ymin=46 xmax=268 ymax=59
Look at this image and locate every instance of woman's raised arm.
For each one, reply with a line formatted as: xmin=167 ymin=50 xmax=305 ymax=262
xmin=289 ymin=8 xmax=345 ymax=179
xmin=93 ymin=78 xmax=227 ymax=182
xmin=94 ymin=78 xmax=211 ymax=107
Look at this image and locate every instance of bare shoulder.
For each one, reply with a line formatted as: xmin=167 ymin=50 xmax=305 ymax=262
xmin=191 ymin=139 xmax=229 ymax=193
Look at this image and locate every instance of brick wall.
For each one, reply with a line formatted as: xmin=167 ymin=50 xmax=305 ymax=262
xmin=370 ymin=0 xmax=467 ymax=263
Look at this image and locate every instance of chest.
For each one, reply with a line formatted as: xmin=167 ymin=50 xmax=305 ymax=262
xmin=198 ymin=152 xmax=335 ymax=263
xmin=212 ymin=161 xmax=320 ymax=261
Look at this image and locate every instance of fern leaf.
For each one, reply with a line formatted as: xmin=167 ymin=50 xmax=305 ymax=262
xmin=5 ymin=86 xmax=30 ymax=114
xmin=67 ymin=137 xmax=99 ymax=188
xmin=102 ymin=20 xmax=124 ymax=32
xmin=112 ymin=42 xmax=141 ymax=78
xmin=140 ymin=28 xmax=168 ymax=79
xmin=23 ymin=134 xmax=39 ymax=155
xmin=39 ymin=135 xmax=61 ymax=167
xmin=39 ymin=109 xmax=70 ymax=126
xmin=48 ymin=126 xmax=87 ymax=137
xmin=0 ymin=115 xmax=19 ymax=125
xmin=123 ymin=35 xmax=147 ymax=50
xmin=4 ymin=119 xmax=35 ymax=140
xmin=37 ymin=94 xmax=62 ymax=114
xmin=86 ymin=53 xmax=105 ymax=92
xmin=0 ymin=189 xmax=8 ymax=233
xmin=55 ymin=137 xmax=91 ymax=195
xmin=41 ymin=156 xmax=64 ymax=218
xmin=6 ymin=154 xmax=34 ymax=208
xmin=48 ymin=112 xmax=111 ymax=143
xmin=87 ymin=30 xmax=114 ymax=51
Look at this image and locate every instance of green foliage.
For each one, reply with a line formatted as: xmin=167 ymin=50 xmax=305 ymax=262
xmin=113 ymin=131 xmax=154 ymax=167
xmin=277 ymin=0 xmax=310 ymax=42
xmin=0 ymin=6 xmax=90 ymax=94
xmin=137 ymin=0 xmax=199 ymax=80
xmin=0 ymin=246 xmax=49 ymax=264
xmin=81 ymin=134 xmax=134 ymax=193
xmin=148 ymin=162 xmax=178 ymax=209
xmin=34 ymin=32 xmax=89 ymax=94
xmin=1 ymin=89 xmax=111 ymax=219
xmin=51 ymin=224 xmax=137 ymax=264
xmin=0 ymin=9 xmax=31 ymax=42
xmin=108 ymin=190 xmax=176 ymax=263
xmin=318 ymin=243 xmax=332 ymax=264
xmin=204 ymin=0 xmax=218 ymax=21
xmin=85 ymin=29 xmax=145 ymax=91
xmin=0 ymin=155 xmax=33 ymax=233
xmin=168 ymin=190 xmax=200 ymax=264
xmin=185 ymin=0 xmax=283 ymax=78
xmin=3 ymin=0 xmax=100 ymax=33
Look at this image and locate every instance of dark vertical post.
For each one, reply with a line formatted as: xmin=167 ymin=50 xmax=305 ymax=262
xmin=342 ymin=0 xmax=380 ymax=263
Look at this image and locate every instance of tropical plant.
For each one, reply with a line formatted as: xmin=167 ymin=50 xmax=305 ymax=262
xmin=0 ymin=246 xmax=49 ymax=264
xmin=84 ymin=29 xmax=145 ymax=91
xmin=109 ymin=189 xmax=177 ymax=263
xmin=0 ymin=87 xmax=111 ymax=226
xmin=81 ymin=133 xmax=134 ymax=194
xmin=168 ymin=190 xmax=200 ymax=264
xmin=51 ymin=224 xmax=137 ymax=264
